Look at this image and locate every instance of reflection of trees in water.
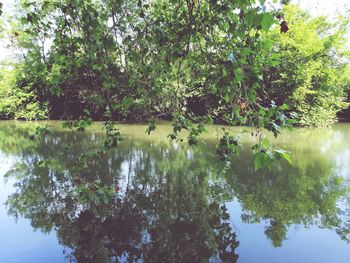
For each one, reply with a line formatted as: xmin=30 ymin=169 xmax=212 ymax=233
xmin=1 ymin=124 xmax=350 ymax=261
xmin=4 ymin=130 xmax=239 ymax=262
xmin=225 ymin=150 xmax=350 ymax=247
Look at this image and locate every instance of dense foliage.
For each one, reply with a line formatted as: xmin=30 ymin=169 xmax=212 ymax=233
xmin=4 ymin=0 xmax=287 ymax=126
xmin=0 ymin=1 xmax=349 ymax=164
xmin=0 ymin=1 xmax=348 ymax=127
xmin=0 ymin=64 xmax=48 ymax=119
xmin=263 ymin=5 xmax=350 ymax=127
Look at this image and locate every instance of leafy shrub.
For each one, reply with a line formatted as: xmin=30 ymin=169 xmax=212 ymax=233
xmin=263 ymin=5 xmax=350 ymax=127
xmin=0 ymin=65 xmax=48 ymax=120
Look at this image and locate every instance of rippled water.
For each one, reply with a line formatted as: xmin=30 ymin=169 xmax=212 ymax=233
xmin=0 ymin=121 xmax=349 ymax=263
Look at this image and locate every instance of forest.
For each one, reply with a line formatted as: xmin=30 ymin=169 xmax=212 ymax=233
xmin=1 ymin=1 xmax=350 ymax=262
xmin=0 ymin=0 xmax=349 ymax=124
xmin=0 ymin=0 xmax=349 ymax=167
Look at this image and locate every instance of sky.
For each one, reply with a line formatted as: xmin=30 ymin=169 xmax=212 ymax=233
xmin=294 ymin=0 xmax=350 ymax=16
xmin=0 ymin=0 xmax=350 ymax=61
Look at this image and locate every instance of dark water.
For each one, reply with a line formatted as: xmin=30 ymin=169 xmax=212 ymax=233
xmin=0 ymin=121 xmax=350 ymax=263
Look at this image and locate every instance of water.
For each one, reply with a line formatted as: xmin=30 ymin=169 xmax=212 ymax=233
xmin=0 ymin=121 xmax=349 ymax=263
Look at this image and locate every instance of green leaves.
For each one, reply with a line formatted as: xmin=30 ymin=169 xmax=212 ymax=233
xmin=233 ymin=68 xmax=244 ymax=82
xmin=77 ymin=179 xmax=117 ymax=205
xmin=253 ymin=150 xmax=274 ymax=171
xmin=262 ymin=4 xmax=350 ymax=127
xmin=34 ymin=125 xmax=52 ymax=136
xmin=4 ymin=0 xmax=299 ymax=170
xmin=216 ymin=132 xmax=241 ymax=161
xmin=274 ymin=148 xmax=293 ymax=165
xmin=252 ymin=137 xmax=293 ymax=171
xmin=261 ymin=13 xmax=276 ymax=32
xmin=253 ymin=149 xmax=293 ymax=171
xmin=103 ymin=121 xmax=122 ymax=149
xmin=146 ymin=118 xmax=157 ymax=135
xmin=63 ymin=117 xmax=93 ymax=133
xmin=244 ymin=11 xmax=276 ymax=31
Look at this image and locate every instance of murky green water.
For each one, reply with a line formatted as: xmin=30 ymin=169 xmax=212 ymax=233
xmin=0 ymin=121 xmax=350 ymax=263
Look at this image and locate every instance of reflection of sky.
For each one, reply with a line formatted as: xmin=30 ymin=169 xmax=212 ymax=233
xmin=324 ymin=126 xmax=350 ymax=182
xmin=227 ymin=123 xmax=350 ymax=263
xmin=0 ymin=122 xmax=350 ymax=262
xmin=227 ymin=200 xmax=350 ymax=263
xmin=335 ymin=149 xmax=350 ymax=182
xmin=318 ymin=128 xmax=350 ymax=182
xmin=0 ymin=152 xmax=65 ymax=263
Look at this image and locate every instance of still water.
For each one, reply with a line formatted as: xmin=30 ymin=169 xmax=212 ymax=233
xmin=0 ymin=121 xmax=349 ymax=263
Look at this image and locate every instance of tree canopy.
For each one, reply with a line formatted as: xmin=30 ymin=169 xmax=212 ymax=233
xmin=0 ymin=1 xmax=349 ymax=163
xmin=263 ymin=5 xmax=350 ymax=127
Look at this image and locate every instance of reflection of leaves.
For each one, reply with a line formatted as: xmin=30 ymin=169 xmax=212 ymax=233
xmin=2 ymin=122 xmax=350 ymax=256
xmin=3 ymin=129 xmax=239 ymax=262
xmin=227 ymin=149 xmax=350 ymax=246
xmin=34 ymin=125 xmax=52 ymax=136
xmin=265 ymin=221 xmax=286 ymax=247
xmin=63 ymin=118 xmax=93 ymax=133
xmin=76 ymin=180 xmax=117 ymax=205
xmin=335 ymin=204 xmax=350 ymax=243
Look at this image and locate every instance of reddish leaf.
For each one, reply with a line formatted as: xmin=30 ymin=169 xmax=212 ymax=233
xmin=280 ymin=21 xmax=289 ymax=33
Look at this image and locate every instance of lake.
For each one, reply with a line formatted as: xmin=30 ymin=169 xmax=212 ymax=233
xmin=0 ymin=121 xmax=349 ymax=263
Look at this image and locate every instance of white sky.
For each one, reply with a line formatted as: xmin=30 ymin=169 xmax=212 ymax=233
xmin=294 ymin=0 xmax=350 ymax=16
xmin=0 ymin=0 xmax=350 ymax=61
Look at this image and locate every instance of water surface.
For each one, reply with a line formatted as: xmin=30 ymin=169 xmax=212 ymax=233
xmin=0 ymin=121 xmax=349 ymax=263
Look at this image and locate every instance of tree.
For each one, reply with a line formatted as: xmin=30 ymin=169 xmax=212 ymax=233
xmin=262 ymin=4 xmax=350 ymax=127
xmin=9 ymin=1 xmax=302 ymax=167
